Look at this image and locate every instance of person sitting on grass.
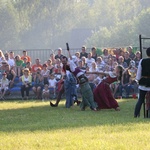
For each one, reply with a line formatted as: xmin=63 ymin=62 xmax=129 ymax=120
xmin=0 ymin=72 xmax=9 ymax=100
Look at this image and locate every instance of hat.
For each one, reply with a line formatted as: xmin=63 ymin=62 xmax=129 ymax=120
xmin=2 ymin=72 xmax=7 ymax=75
xmin=23 ymin=68 xmax=30 ymax=72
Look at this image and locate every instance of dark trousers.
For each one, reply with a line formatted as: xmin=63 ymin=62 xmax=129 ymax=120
xmin=134 ymin=89 xmax=147 ymax=117
xmin=21 ymin=85 xmax=31 ymax=97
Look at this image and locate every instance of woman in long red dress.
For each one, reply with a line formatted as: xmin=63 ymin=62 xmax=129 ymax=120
xmin=92 ymin=65 xmax=124 ymax=111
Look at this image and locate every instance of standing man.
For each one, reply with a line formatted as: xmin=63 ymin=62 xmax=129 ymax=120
xmin=134 ymin=47 xmax=150 ymax=118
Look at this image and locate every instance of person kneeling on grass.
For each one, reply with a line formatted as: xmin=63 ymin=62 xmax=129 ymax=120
xmin=0 ymin=72 xmax=9 ymax=100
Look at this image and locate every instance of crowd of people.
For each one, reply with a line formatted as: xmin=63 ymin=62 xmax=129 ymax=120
xmin=0 ymin=46 xmax=140 ymax=106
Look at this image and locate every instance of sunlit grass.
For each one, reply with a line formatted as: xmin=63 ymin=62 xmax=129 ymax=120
xmin=0 ymin=99 xmax=150 ymax=150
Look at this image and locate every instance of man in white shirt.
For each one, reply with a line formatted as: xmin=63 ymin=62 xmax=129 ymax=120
xmin=4 ymin=53 xmax=15 ymax=69
xmin=134 ymin=47 xmax=150 ymax=118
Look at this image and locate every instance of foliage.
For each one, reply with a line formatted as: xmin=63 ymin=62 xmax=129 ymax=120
xmin=0 ymin=0 xmax=150 ymax=50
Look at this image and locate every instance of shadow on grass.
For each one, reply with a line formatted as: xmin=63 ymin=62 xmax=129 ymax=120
xmin=0 ymin=99 xmax=149 ymax=132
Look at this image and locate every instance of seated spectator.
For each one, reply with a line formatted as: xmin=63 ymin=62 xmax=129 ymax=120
xmin=21 ymin=57 xmax=28 ymax=68
xmin=0 ymin=61 xmax=8 ymax=80
xmin=15 ymin=55 xmax=23 ymax=77
xmin=32 ymin=67 xmax=44 ymax=99
xmin=127 ymin=46 xmax=135 ymax=60
xmin=21 ymin=50 xmax=31 ymax=62
xmin=115 ymin=48 xmax=124 ymax=61
xmin=86 ymin=52 xmax=95 ymax=68
xmin=41 ymin=63 xmax=50 ymax=85
xmin=9 ymin=51 xmax=15 ymax=62
xmin=118 ymin=56 xmax=128 ymax=68
xmin=48 ymin=74 xmax=57 ymax=98
xmin=134 ymin=51 xmax=141 ymax=68
xmin=75 ymin=52 xmax=81 ymax=63
xmin=32 ymin=58 xmax=43 ymax=76
xmin=42 ymin=84 xmax=50 ymax=101
xmin=26 ymin=61 xmax=32 ymax=72
xmin=4 ymin=53 xmax=15 ymax=69
xmin=54 ymin=58 xmax=62 ymax=74
xmin=55 ymin=48 xmax=64 ymax=60
xmin=124 ymin=51 xmax=131 ymax=67
xmin=78 ymin=60 xmax=86 ymax=70
xmin=50 ymin=53 xmax=56 ymax=65
xmin=46 ymin=59 xmax=54 ymax=74
xmin=96 ymin=56 xmax=105 ymax=71
xmin=0 ymin=50 xmax=5 ymax=64
xmin=5 ymin=64 xmax=16 ymax=88
xmin=0 ymin=72 xmax=9 ymax=100
xmin=91 ymin=47 xmax=98 ymax=61
xmin=128 ymin=60 xmax=138 ymax=98
xmin=20 ymin=68 xmax=32 ymax=100
xmin=89 ymin=62 xmax=98 ymax=72
xmin=81 ymin=56 xmax=87 ymax=68
xmin=107 ymin=58 xmax=114 ymax=71
xmin=118 ymin=68 xmax=132 ymax=98
xmin=80 ymin=46 xmax=88 ymax=58
xmin=102 ymin=49 xmax=110 ymax=63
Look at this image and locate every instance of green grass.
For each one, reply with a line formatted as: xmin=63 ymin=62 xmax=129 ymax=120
xmin=0 ymin=99 xmax=150 ymax=150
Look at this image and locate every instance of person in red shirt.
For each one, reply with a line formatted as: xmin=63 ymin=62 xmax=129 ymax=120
xmin=21 ymin=50 xmax=31 ymax=62
xmin=31 ymin=58 xmax=43 ymax=76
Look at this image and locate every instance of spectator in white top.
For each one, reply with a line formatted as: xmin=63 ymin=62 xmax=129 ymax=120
xmin=48 ymin=74 xmax=57 ymax=98
xmin=86 ymin=52 xmax=95 ymax=68
xmin=0 ymin=72 xmax=9 ymax=100
xmin=96 ymin=56 xmax=105 ymax=71
xmin=4 ymin=53 xmax=15 ymax=69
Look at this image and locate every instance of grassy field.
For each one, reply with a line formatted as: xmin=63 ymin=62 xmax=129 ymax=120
xmin=0 ymin=99 xmax=150 ymax=150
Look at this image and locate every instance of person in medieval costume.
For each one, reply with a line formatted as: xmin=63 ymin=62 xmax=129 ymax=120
xmin=66 ymin=49 xmax=97 ymax=111
xmin=134 ymin=47 xmax=150 ymax=118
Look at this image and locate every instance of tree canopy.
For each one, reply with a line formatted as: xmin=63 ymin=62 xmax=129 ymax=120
xmin=0 ymin=0 xmax=150 ymax=50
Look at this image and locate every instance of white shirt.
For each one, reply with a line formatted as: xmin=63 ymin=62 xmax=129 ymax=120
xmin=7 ymin=59 xmax=15 ymax=67
xmin=48 ymin=78 xmax=57 ymax=87
xmin=86 ymin=58 xmax=95 ymax=67
xmin=136 ymin=59 xmax=150 ymax=91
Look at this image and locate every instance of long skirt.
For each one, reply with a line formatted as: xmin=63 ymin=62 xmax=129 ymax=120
xmin=93 ymin=82 xmax=119 ymax=109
